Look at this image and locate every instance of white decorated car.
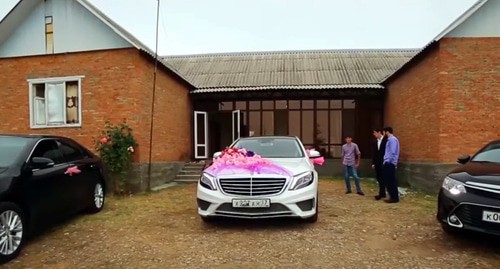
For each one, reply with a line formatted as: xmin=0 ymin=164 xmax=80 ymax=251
xmin=196 ymin=136 xmax=321 ymax=223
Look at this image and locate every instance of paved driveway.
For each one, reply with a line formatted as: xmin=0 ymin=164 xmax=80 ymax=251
xmin=5 ymin=180 xmax=500 ymax=269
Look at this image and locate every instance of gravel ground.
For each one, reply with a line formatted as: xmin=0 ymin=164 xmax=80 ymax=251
xmin=5 ymin=179 xmax=500 ymax=269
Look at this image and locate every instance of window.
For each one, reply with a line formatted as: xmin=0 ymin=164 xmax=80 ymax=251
xmin=45 ymin=16 xmax=54 ymax=54
xmin=0 ymin=137 xmax=30 ymax=167
xmin=29 ymin=76 xmax=83 ymax=128
xmin=471 ymin=142 xmax=500 ymax=164
xmin=59 ymin=140 xmax=87 ymax=162
xmin=233 ymin=137 xmax=304 ymax=158
xmin=31 ymin=140 xmax=64 ymax=165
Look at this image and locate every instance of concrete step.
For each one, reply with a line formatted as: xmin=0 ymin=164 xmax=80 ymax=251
xmin=175 ymin=174 xmax=201 ymax=178
xmin=174 ymin=175 xmax=201 ymax=182
xmin=174 ymin=178 xmax=199 ymax=183
xmin=181 ymin=167 xmax=204 ymax=172
xmin=178 ymin=171 xmax=202 ymax=176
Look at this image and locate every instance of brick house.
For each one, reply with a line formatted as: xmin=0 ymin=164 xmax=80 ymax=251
xmin=383 ymin=0 xmax=500 ymax=191
xmin=164 ymin=0 xmax=499 ymax=191
xmin=165 ymin=50 xmax=417 ymax=178
xmin=0 ymin=0 xmax=194 ymax=191
xmin=1 ymin=0 xmax=498 ymax=193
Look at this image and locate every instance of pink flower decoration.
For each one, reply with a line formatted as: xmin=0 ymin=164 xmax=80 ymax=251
xmin=100 ymin=137 xmax=108 ymax=144
xmin=312 ymin=156 xmax=325 ymax=166
xmin=65 ymin=166 xmax=81 ymax=176
xmin=127 ymin=146 xmax=134 ymax=153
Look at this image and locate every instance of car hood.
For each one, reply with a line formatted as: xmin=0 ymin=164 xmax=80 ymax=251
xmin=449 ymin=162 xmax=500 ymax=185
xmin=267 ymin=158 xmax=313 ymax=176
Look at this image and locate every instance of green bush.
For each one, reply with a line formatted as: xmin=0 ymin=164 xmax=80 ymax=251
xmin=95 ymin=120 xmax=138 ymax=194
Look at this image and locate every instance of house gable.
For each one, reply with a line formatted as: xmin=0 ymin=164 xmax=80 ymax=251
xmin=446 ymin=0 xmax=500 ymax=37
xmin=0 ymin=0 xmax=132 ymax=58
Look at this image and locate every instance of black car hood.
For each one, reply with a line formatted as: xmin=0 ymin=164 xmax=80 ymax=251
xmin=449 ymin=162 xmax=500 ymax=184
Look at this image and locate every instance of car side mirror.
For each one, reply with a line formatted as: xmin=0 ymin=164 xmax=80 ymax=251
xmin=457 ymin=155 xmax=470 ymax=165
xmin=308 ymin=150 xmax=321 ymax=158
xmin=31 ymin=157 xmax=55 ymax=169
xmin=213 ymin=152 xmax=222 ymax=159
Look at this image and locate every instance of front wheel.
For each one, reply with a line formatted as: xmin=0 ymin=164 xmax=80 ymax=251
xmin=87 ymin=181 xmax=105 ymax=214
xmin=0 ymin=202 xmax=26 ymax=264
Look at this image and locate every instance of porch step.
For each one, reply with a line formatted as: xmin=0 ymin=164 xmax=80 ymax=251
xmin=173 ymin=161 xmax=207 ymax=183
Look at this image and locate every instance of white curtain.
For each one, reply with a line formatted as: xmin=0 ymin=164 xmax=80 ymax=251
xmin=46 ymin=83 xmax=65 ymax=125
xmin=34 ymin=98 xmax=46 ymax=125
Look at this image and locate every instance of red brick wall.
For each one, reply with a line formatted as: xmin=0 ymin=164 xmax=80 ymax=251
xmin=136 ymin=55 xmax=193 ymax=162
xmin=385 ymin=45 xmax=442 ymax=162
xmin=0 ymin=48 xmax=192 ymax=163
xmin=438 ymin=38 xmax=500 ymax=161
xmin=385 ymin=38 xmax=500 ymax=163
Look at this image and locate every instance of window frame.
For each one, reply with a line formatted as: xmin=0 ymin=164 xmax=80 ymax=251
xmin=57 ymin=138 xmax=89 ymax=162
xmin=28 ymin=76 xmax=84 ymax=129
xmin=28 ymin=138 xmax=66 ymax=169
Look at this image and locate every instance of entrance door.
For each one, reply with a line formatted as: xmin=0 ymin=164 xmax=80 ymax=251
xmin=232 ymin=110 xmax=241 ymax=141
xmin=194 ymin=111 xmax=208 ymax=159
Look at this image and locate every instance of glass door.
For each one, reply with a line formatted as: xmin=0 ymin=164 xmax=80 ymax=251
xmin=232 ymin=110 xmax=241 ymax=141
xmin=194 ymin=111 xmax=208 ymax=159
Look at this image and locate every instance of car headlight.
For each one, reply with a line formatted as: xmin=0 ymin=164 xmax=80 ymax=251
xmin=442 ymin=176 xmax=466 ymax=195
xmin=289 ymin=172 xmax=314 ymax=190
xmin=200 ymin=173 xmax=216 ymax=190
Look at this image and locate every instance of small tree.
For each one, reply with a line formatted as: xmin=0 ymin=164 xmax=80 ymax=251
xmin=95 ymin=120 xmax=137 ymax=194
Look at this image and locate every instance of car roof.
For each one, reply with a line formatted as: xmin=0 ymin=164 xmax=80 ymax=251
xmin=238 ymin=136 xmax=298 ymax=140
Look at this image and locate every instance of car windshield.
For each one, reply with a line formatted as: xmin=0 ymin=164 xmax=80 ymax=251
xmin=232 ymin=137 xmax=304 ymax=158
xmin=471 ymin=142 xmax=500 ymax=164
xmin=0 ymin=137 xmax=30 ymax=167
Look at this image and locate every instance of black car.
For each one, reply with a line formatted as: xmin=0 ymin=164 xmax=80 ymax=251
xmin=437 ymin=139 xmax=500 ymax=236
xmin=0 ymin=134 xmax=106 ymax=263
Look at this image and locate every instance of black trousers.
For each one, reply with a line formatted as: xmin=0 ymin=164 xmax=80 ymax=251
xmin=374 ymin=164 xmax=386 ymax=197
xmin=383 ymin=163 xmax=399 ymax=201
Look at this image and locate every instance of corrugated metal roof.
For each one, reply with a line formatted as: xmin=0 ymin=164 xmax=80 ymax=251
xmin=164 ymin=49 xmax=419 ymax=91
xmin=191 ymin=84 xmax=384 ymax=93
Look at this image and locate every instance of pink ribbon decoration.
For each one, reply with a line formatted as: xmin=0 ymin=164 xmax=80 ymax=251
xmin=312 ymin=156 xmax=325 ymax=166
xmin=306 ymin=148 xmax=325 ymax=166
xmin=204 ymin=148 xmax=293 ymax=177
xmin=65 ymin=166 xmax=81 ymax=176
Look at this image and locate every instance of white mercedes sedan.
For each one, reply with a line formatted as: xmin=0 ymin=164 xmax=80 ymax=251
xmin=197 ymin=136 xmax=320 ymax=223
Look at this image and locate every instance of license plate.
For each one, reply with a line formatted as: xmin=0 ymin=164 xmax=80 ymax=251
xmin=482 ymin=210 xmax=500 ymax=223
xmin=232 ymin=199 xmax=270 ymax=208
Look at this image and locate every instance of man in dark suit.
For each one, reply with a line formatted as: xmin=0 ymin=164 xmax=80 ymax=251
xmin=372 ymin=129 xmax=388 ymax=200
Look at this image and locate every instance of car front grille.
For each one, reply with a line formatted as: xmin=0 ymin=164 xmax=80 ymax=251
xmin=466 ymin=186 xmax=500 ymax=200
xmin=454 ymin=204 xmax=500 ymax=231
xmin=218 ymin=177 xmax=287 ymax=196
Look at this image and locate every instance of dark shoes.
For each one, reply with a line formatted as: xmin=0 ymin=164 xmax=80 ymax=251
xmin=374 ymin=195 xmax=386 ymax=200
xmin=345 ymin=190 xmax=352 ymax=194
xmin=384 ymin=199 xmax=399 ymax=203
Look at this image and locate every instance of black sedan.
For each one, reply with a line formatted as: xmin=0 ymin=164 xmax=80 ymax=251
xmin=437 ymin=139 xmax=500 ymax=236
xmin=0 ymin=134 xmax=106 ymax=263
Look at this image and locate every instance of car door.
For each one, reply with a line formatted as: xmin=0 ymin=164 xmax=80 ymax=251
xmin=24 ymin=139 xmax=70 ymax=222
xmin=57 ymin=138 xmax=99 ymax=212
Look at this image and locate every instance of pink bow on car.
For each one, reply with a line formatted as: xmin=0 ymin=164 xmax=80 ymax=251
xmin=65 ymin=166 xmax=81 ymax=176
xmin=312 ymin=156 xmax=325 ymax=166
xmin=306 ymin=149 xmax=325 ymax=166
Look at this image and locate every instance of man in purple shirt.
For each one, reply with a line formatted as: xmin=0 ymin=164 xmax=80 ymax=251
xmin=341 ymin=135 xmax=364 ymax=195
xmin=382 ymin=126 xmax=400 ymax=203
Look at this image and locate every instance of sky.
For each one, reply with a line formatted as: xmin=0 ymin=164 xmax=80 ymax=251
xmin=0 ymin=0 xmax=477 ymax=55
